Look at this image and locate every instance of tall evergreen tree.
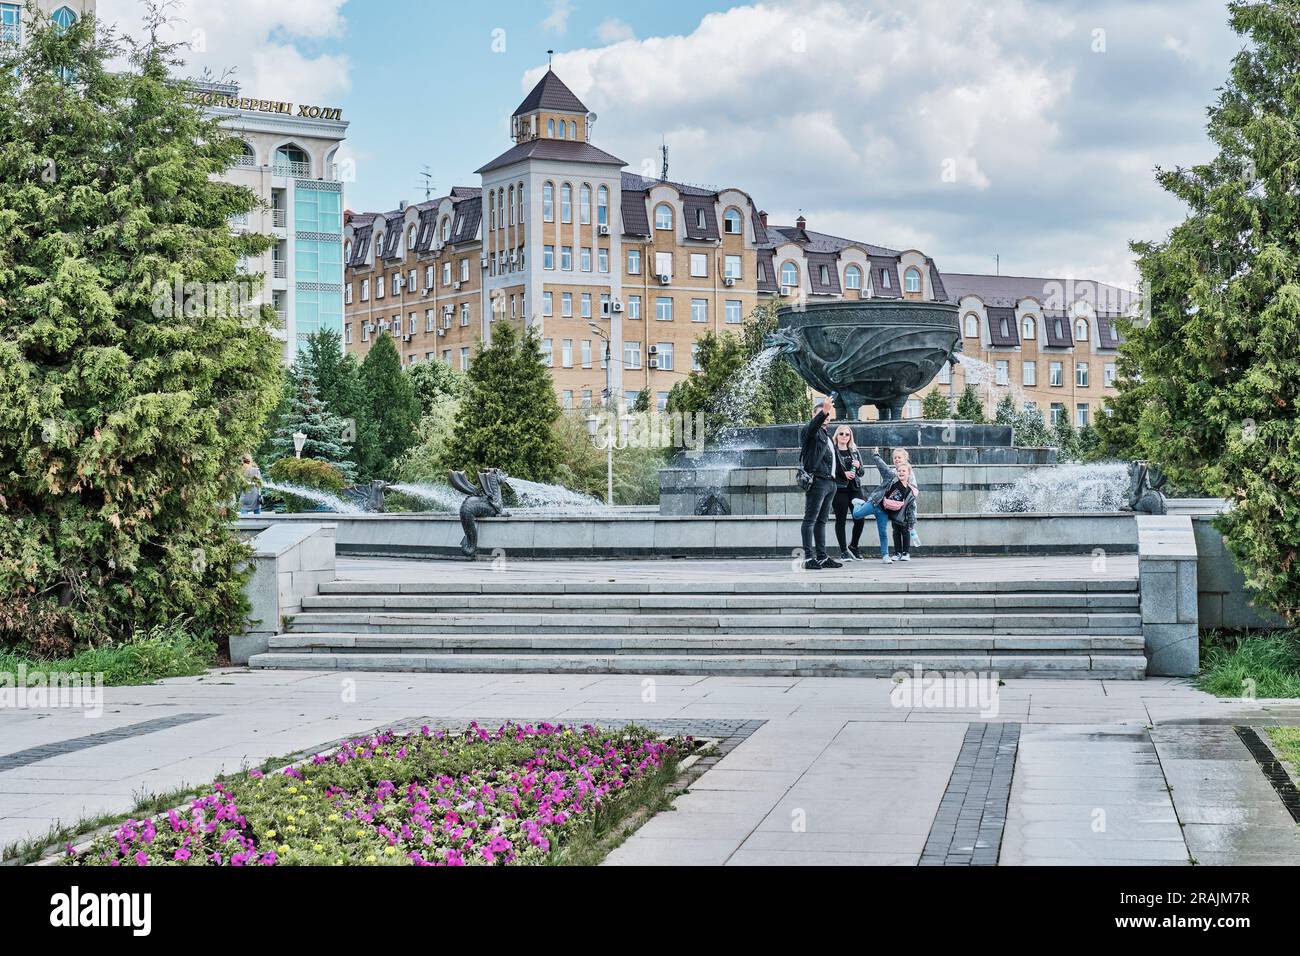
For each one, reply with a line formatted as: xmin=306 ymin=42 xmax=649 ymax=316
xmin=300 ymin=328 xmax=363 ymax=422
xmin=358 ymin=332 xmax=420 ymax=479
xmin=451 ymin=322 xmax=562 ymax=481
xmin=955 ymin=385 xmax=986 ymax=423
xmin=407 ymin=358 xmax=465 ymax=416
xmin=1109 ymin=1 xmax=1300 ymax=622
xmin=921 ymin=389 xmax=951 ymax=419
xmin=269 ymin=373 xmax=356 ymax=479
xmin=0 ymin=7 xmax=282 ymax=651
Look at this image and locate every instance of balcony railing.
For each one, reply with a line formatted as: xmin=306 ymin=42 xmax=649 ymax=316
xmin=233 ymin=153 xmax=257 ymax=168
xmin=272 ymin=161 xmax=312 ymax=178
xmin=272 ymin=208 xmax=287 ymax=228
xmin=272 ymin=259 xmax=287 ymax=279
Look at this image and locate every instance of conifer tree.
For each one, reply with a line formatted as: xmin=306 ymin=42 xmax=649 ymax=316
xmin=955 ymin=385 xmax=986 ymax=423
xmin=357 ymin=332 xmax=420 ymax=479
xmin=921 ymin=389 xmax=951 ymax=419
xmin=269 ymin=373 xmax=356 ymax=479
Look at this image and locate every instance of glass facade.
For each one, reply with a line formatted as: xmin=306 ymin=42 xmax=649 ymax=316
xmin=292 ymin=182 xmax=344 ymax=346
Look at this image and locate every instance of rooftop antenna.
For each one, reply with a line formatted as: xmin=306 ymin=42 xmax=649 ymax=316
xmin=660 ymin=140 xmax=669 ymax=181
xmin=417 ymin=166 xmax=435 ymax=202
xmin=994 ymin=253 xmax=1000 ymax=276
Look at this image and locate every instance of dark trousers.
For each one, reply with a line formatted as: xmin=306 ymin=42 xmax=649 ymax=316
xmin=800 ymin=477 xmax=837 ymax=560
xmin=892 ymin=523 xmax=909 ymax=556
xmin=832 ymin=488 xmax=864 ymax=552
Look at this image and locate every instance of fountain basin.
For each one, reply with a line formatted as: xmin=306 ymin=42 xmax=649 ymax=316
xmin=765 ymin=299 xmax=960 ymax=420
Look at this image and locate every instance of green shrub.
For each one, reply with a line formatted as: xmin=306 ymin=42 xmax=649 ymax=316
xmin=0 ymin=621 xmax=216 ymax=687
xmin=1196 ymin=630 xmax=1300 ymax=699
xmin=921 ymin=389 xmax=950 ymax=419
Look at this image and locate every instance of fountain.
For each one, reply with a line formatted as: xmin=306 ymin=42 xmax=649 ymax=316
xmin=985 ymin=463 xmax=1130 ymax=513
xmin=260 ymin=480 xmax=363 ymax=514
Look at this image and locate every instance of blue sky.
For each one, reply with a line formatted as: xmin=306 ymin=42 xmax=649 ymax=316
xmin=100 ymin=0 xmax=1247 ymax=287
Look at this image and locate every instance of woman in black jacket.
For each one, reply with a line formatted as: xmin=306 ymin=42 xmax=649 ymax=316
xmin=830 ymin=425 xmax=866 ymax=560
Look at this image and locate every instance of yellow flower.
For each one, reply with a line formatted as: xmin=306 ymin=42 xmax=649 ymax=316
xmin=287 ymin=786 xmax=299 ymax=794
xmin=265 ymin=829 xmax=277 ymax=838
xmin=314 ymin=843 xmax=324 ymax=851
xmin=328 ymin=813 xmax=340 ymax=822
xmin=286 ymin=825 xmax=297 ymax=833
xmin=278 ymin=844 xmax=290 ymax=853
xmin=355 ymin=829 xmax=366 ymax=838
xmin=366 ymin=855 xmax=377 ymax=863
xmin=384 ymin=846 xmax=397 ymax=855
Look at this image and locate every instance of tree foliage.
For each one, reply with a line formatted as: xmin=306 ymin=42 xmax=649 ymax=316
xmin=921 ymin=389 xmax=951 ymax=419
xmin=357 ymin=332 xmax=420 ymax=479
xmin=1104 ymin=1 xmax=1300 ymax=622
xmin=954 ymin=385 xmax=986 ymax=423
xmin=0 ymin=9 xmax=282 ymax=653
xmin=268 ymin=372 xmax=356 ymax=479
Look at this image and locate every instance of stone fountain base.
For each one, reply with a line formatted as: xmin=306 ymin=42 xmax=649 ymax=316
xmin=659 ymin=421 xmax=1057 ymax=516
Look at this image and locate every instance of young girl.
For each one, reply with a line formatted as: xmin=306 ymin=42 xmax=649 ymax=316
xmin=892 ymin=448 xmax=921 ymax=554
xmin=830 ymin=425 xmax=865 ymax=560
xmin=880 ymin=462 xmax=918 ymax=561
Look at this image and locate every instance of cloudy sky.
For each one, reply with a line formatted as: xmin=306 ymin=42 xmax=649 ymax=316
xmin=99 ymin=0 xmax=1247 ymax=288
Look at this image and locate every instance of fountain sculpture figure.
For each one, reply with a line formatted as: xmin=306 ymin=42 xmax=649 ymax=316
xmin=449 ymin=469 xmax=510 ymax=558
xmin=1126 ymin=460 xmax=1168 ymax=516
xmin=763 ymin=300 xmax=961 ymax=420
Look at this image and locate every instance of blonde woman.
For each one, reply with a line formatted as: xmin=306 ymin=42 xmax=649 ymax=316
xmin=830 ymin=425 xmax=866 ymax=560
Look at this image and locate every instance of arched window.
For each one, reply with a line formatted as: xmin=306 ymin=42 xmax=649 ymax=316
xmin=580 ymin=184 xmax=591 ymax=225
xmin=723 ymin=208 xmax=743 ymax=235
xmin=237 ymin=141 xmax=256 ymax=167
xmin=844 ymin=265 xmax=862 ymax=290
xmin=518 ymin=182 xmax=525 ymax=223
xmin=654 ymin=203 xmax=674 ymax=231
xmin=51 ymin=6 xmax=77 ymax=30
xmin=905 ymin=268 xmax=922 ymax=294
xmin=1022 ymin=315 xmax=1036 ymax=339
xmin=407 ymin=225 xmax=417 ymax=250
xmin=507 ymin=185 xmax=514 ymax=226
xmin=597 ymin=186 xmax=609 ymax=227
xmin=547 ymin=118 xmax=555 ymax=137
xmin=439 ymin=216 xmax=450 ymax=242
xmin=1075 ymin=317 xmax=1089 ymax=342
xmin=542 ymin=182 xmax=554 ymax=222
xmin=273 ymin=144 xmax=310 ymax=177
xmin=561 ymin=183 xmax=572 ymax=223
xmin=964 ymin=313 xmax=979 ymax=337
xmin=780 ymin=261 xmax=799 ymax=289
xmin=568 ymin=120 xmax=577 ymax=139
xmin=489 ymin=191 xmax=497 ymax=231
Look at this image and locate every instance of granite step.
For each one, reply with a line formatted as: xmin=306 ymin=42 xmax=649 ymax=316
xmin=316 ymin=578 xmax=1137 ymax=596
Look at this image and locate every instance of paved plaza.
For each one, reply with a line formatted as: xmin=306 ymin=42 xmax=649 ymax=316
xmin=3 ymin=558 xmax=1299 ymax=865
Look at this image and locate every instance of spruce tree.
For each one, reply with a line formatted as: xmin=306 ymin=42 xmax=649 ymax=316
xmin=955 ymin=385 xmax=986 ymax=422
xmin=269 ymin=373 xmax=357 ymax=479
xmin=0 ymin=7 xmax=282 ymax=651
xmin=921 ymin=389 xmax=951 ymax=419
xmin=407 ymin=358 xmax=465 ymax=416
xmin=1111 ymin=1 xmax=1300 ymax=621
xmin=358 ymin=332 xmax=420 ymax=479
xmin=451 ymin=322 xmax=562 ymax=481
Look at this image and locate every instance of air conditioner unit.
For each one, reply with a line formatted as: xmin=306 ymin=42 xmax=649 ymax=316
xmin=648 ymin=345 xmax=658 ymax=355
xmin=403 ymin=334 xmax=412 ymax=343
xmin=480 ymin=256 xmax=489 ymax=269
xmin=453 ymin=281 xmax=462 ymax=291
xmin=421 ymin=287 xmax=430 ymax=296
xmin=724 ymin=276 xmax=736 ymax=287
xmin=649 ymin=359 xmax=659 ymax=369
xmin=781 ymin=285 xmax=795 ymax=296
xmin=612 ymin=301 xmax=625 ymax=313
xmin=598 ymin=225 xmax=610 ymax=236
xmin=658 ymin=274 xmax=671 ymax=285
xmin=436 ymin=328 xmax=445 ymax=337
xmin=443 ymin=305 xmax=454 ymax=317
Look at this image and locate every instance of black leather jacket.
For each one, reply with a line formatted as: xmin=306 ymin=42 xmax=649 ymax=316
xmin=799 ymin=409 xmax=836 ymax=479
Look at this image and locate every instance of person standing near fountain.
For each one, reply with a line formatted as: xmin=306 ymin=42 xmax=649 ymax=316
xmin=238 ymin=455 xmax=263 ymax=515
xmin=798 ymin=394 xmax=843 ymax=570
xmin=881 ymin=462 xmax=918 ymax=561
xmin=892 ymin=448 xmax=922 ymax=552
xmin=830 ymin=426 xmax=866 ymax=560
xmin=851 ymin=449 xmax=901 ymax=563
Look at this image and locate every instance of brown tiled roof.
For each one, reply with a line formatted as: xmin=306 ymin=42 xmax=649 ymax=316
xmin=869 ymin=255 xmax=902 ymax=298
xmin=379 ymin=215 xmax=405 ymax=260
xmin=1096 ymin=314 xmax=1125 ymax=349
xmin=756 ymin=249 xmax=777 ymax=292
xmin=475 ymin=138 xmax=626 ymax=174
xmin=986 ymin=306 xmax=1020 ymax=347
xmin=447 ymin=196 xmax=481 ymax=245
xmin=682 ymin=194 xmax=719 ymax=240
xmin=347 ymin=223 xmax=372 ymax=267
xmin=621 ymin=189 xmax=650 ymax=237
xmin=942 ymin=272 xmax=1136 ymax=311
xmin=1043 ymin=313 xmax=1075 ymax=349
xmin=806 ymin=252 xmax=841 ymax=295
xmin=927 ymin=259 xmax=947 ymax=302
xmin=513 ymin=69 xmax=588 ymax=117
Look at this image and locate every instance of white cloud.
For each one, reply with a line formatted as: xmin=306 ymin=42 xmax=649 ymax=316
xmin=541 ymin=0 xmax=574 ymax=36
xmin=522 ymin=0 xmax=1237 ymax=287
xmin=596 ymin=17 xmax=636 ymax=44
xmin=96 ymin=0 xmax=351 ymax=103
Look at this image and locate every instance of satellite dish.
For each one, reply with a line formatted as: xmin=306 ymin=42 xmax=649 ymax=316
xmin=588 ymin=112 xmax=598 ymax=124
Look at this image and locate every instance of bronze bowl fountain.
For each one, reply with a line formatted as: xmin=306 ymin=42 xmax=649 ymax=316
xmin=764 ymin=299 xmax=961 ymax=420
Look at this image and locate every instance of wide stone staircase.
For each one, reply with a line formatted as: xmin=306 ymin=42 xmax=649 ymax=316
xmin=248 ymin=574 xmax=1147 ymax=678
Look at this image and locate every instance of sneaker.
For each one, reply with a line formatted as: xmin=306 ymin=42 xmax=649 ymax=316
xmin=821 ymin=557 xmax=844 ymax=569
xmin=880 ymin=555 xmax=892 ymax=564
xmin=803 ymin=558 xmax=824 ymax=571
xmin=838 ymin=550 xmax=854 ymax=562
xmin=847 ymin=548 xmax=864 ymax=561
xmin=899 ymin=553 xmax=911 ymax=562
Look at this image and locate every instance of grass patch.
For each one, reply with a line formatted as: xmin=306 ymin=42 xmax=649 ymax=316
xmin=60 ymin=722 xmax=688 ymax=867
xmin=1195 ymin=629 xmax=1300 ymax=698
xmin=0 ymin=623 xmax=216 ymax=687
xmin=1267 ymin=727 xmax=1300 ymax=777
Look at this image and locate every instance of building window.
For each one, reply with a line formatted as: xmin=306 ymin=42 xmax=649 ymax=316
xmin=657 ymin=342 xmax=674 ymax=371
xmin=568 ymin=120 xmax=577 ymax=139
xmin=581 ymin=293 xmax=592 ymax=318
xmin=542 ymin=292 xmax=553 ymax=317
xmin=627 ymin=248 xmax=641 ymax=274
xmin=1049 ymin=402 xmax=1064 ymax=425
xmin=1076 ymin=403 xmax=1090 ymax=427
xmin=1049 ymin=361 xmax=1064 ymax=387
xmin=627 ymin=295 xmax=641 ymax=320
xmin=361 ymin=323 xmax=370 ymax=342
xmin=345 ymin=284 xmax=353 ymax=305
xmin=597 ymin=186 xmax=609 ymax=226
xmin=561 ymin=246 xmax=572 ymax=271
xmin=964 ymin=313 xmax=979 ymax=337
xmin=624 ymin=340 xmax=642 ymax=369
xmin=937 ymin=363 xmax=951 ymax=385
xmin=1023 ymin=315 xmax=1036 ymax=339
xmin=562 ymin=339 xmax=573 ymax=368
xmin=409 ymin=312 xmax=418 ymax=335
xmin=543 ymin=182 xmax=554 ymax=222
xmin=725 ymin=299 xmax=743 ymax=324
xmin=995 ymin=360 xmax=1009 ymax=386
xmin=1023 ymin=361 xmax=1036 ymax=387
xmin=580 ymin=184 xmax=591 ymax=225
xmin=690 ymin=253 xmax=708 ymax=278
xmin=547 ymin=118 xmax=555 ymax=137
xmin=426 ymin=309 xmax=435 ymax=332
xmin=819 ymin=264 xmax=831 ymax=286
xmin=1104 ymin=363 xmax=1116 ymax=387
xmin=656 ymin=296 xmax=674 ymax=322
xmin=691 ymin=342 xmax=702 ymax=371
xmin=376 ymin=276 xmax=386 ymax=299
xmin=690 ymin=298 xmax=707 ymax=323
xmin=598 ymin=247 xmax=609 ymax=273
xmin=905 ymin=268 xmax=922 ymax=293
xmin=654 ymin=203 xmax=674 ymax=231
xmin=1 ymin=3 xmax=23 ymax=43
xmin=345 ymin=323 xmax=353 ymax=345
xmin=780 ymin=261 xmax=798 ymax=289
xmin=1076 ymin=362 xmax=1089 ymax=387
xmin=599 ymin=293 xmax=610 ymax=316
xmin=880 ymin=269 xmax=892 ymax=289
xmin=844 ymin=265 xmax=862 ymax=290
xmin=361 ymin=279 xmax=369 ymax=301
xmin=724 ymin=255 xmax=741 ymax=280
xmin=543 ymin=245 xmax=555 ymax=270
xmin=581 ymin=247 xmax=592 ymax=272
xmin=541 ymin=338 xmax=554 ymax=366
xmin=723 ymin=208 xmax=743 ymax=234
xmin=460 ymin=347 xmax=470 ymax=371
xmin=459 ymin=259 xmax=469 ymax=282
xmin=561 ymin=292 xmax=573 ymax=317
xmin=582 ymin=340 xmax=592 ymax=368
xmin=906 ymin=399 xmax=921 ymax=419
xmin=1075 ymin=317 xmax=1089 ymax=342
xmin=460 ymin=303 xmax=470 ymax=326
xmin=655 ymin=251 xmax=673 ymax=281
xmin=561 ymin=183 xmax=572 ymax=223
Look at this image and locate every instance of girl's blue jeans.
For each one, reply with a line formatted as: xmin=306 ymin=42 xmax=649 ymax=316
xmin=851 ymin=500 xmax=891 ymax=557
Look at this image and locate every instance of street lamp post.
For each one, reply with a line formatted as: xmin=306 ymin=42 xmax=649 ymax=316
xmin=293 ymin=430 xmax=307 ymax=458
xmin=589 ymin=322 xmax=615 ymax=506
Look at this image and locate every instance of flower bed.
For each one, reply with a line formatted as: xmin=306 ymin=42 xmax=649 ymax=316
xmin=64 ymin=722 xmax=684 ymax=866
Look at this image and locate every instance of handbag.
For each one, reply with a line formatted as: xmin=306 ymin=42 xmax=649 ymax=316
xmin=796 ymin=467 xmax=813 ymax=491
xmin=881 ymin=496 xmax=905 ymax=512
